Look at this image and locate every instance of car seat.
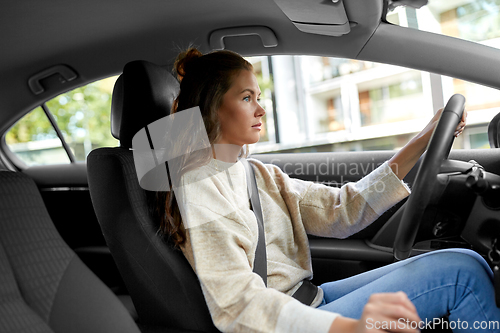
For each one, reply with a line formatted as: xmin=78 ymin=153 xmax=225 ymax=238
xmin=87 ymin=60 xmax=220 ymax=333
xmin=0 ymin=170 xmax=141 ymax=333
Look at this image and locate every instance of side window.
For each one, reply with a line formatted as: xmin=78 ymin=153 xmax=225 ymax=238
xmin=5 ymin=76 xmax=119 ymax=166
xmin=442 ymin=75 xmax=500 ymax=149
xmin=248 ymin=55 xmax=500 ymax=154
xmin=5 ymin=107 xmax=70 ymax=166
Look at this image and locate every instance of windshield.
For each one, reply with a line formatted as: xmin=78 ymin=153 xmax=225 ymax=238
xmin=386 ymin=0 xmax=500 ymax=47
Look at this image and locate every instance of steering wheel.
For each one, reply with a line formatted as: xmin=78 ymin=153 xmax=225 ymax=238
xmin=393 ymin=94 xmax=465 ymax=260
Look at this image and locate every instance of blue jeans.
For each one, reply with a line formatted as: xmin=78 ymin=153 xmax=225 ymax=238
xmin=317 ymin=249 xmax=500 ymax=332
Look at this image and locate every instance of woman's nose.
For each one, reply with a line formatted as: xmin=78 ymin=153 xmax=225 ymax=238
xmin=256 ymin=103 xmax=266 ymax=117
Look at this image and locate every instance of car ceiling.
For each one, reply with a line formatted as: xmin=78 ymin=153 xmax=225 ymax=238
xmin=2 ymin=0 xmax=500 ymax=135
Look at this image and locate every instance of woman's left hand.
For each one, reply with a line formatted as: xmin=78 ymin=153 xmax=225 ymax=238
xmin=388 ymin=107 xmax=467 ymax=180
xmin=415 ymin=107 xmax=468 ymax=146
xmin=454 ymin=107 xmax=468 ymax=137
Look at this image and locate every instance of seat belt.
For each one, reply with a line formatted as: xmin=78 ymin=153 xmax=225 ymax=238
xmin=241 ymin=158 xmax=267 ymax=287
xmin=241 ymin=158 xmax=319 ymax=305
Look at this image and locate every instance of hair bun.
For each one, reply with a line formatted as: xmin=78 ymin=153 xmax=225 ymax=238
xmin=174 ymin=47 xmax=203 ymax=81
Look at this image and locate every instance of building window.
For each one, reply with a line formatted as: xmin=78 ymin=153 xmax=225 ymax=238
xmin=359 ymin=72 xmax=424 ymax=126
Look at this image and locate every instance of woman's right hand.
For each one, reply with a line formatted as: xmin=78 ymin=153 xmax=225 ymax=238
xmin=328 ymin=292 xmax=421 ymax=333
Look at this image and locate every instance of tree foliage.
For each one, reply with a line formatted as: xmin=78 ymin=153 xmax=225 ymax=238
xmin=6 ymin=76 xmax=119 ymax=161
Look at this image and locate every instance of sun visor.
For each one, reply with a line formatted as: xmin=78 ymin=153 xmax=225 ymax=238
xmin=272 ymin=0 xmax=350 ymax=37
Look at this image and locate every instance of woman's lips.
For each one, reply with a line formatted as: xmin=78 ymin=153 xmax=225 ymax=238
xmin=252 ymin=122 xmax=262 ymax=130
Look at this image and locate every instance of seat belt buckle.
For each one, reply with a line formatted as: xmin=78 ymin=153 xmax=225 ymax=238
xmin=291 ymin=280 xmax=319 ymax=306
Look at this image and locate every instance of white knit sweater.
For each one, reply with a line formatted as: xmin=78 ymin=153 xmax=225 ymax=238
xmin=176 ymin=157 xmax=410 ymax=333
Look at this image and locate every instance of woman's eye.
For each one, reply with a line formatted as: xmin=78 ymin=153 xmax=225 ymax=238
xmin=243 ymin=96 xmax=250 ymax=102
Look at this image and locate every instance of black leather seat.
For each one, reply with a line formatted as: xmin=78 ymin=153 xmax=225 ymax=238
xmin=0 ymin=170 xmax=141 ymax=333
xmin=87 ymin=60 xmax=220 ymax=333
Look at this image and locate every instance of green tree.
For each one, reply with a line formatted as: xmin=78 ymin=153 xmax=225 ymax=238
xmin=6 ymin=76 xmax=119 ymax=161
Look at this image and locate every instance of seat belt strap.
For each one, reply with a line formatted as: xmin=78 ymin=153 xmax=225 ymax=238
xmin=241 ymin=158 xmax=267 ymax=287
xmin=241 ymin=158 xmax=319 ymax=305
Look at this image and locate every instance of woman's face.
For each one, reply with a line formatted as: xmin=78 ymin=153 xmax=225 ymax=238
xmin=216 ymin=69 xmax=266 ymax=147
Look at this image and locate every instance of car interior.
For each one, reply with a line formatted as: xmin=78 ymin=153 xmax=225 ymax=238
xmin=2 ymin=0 xmax=500 ymax=332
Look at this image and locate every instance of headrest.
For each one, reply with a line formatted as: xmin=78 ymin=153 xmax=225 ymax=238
xmin=111 ymin=60 xmax=180 ymax=148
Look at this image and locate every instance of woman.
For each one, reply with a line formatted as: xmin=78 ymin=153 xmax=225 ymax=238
xmin=154 ymin=48 xmax=498 ymax=333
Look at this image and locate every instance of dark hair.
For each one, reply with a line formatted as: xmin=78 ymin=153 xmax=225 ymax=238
xmin=155 ymin=47 xmax=253 ymax=248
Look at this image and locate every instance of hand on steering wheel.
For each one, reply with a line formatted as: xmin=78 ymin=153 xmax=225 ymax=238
xmin=393 ymin=94 xmax=466 ymax=260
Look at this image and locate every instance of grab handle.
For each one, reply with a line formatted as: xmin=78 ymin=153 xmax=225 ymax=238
xmin=28 ymin=64 xmax=78 ymax=95
xmin=209 ymin=26 xmax=278 ymax=50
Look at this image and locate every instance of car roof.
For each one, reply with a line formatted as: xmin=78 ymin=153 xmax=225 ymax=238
xmin=2 ymin=0 xmax=500 ymax=134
